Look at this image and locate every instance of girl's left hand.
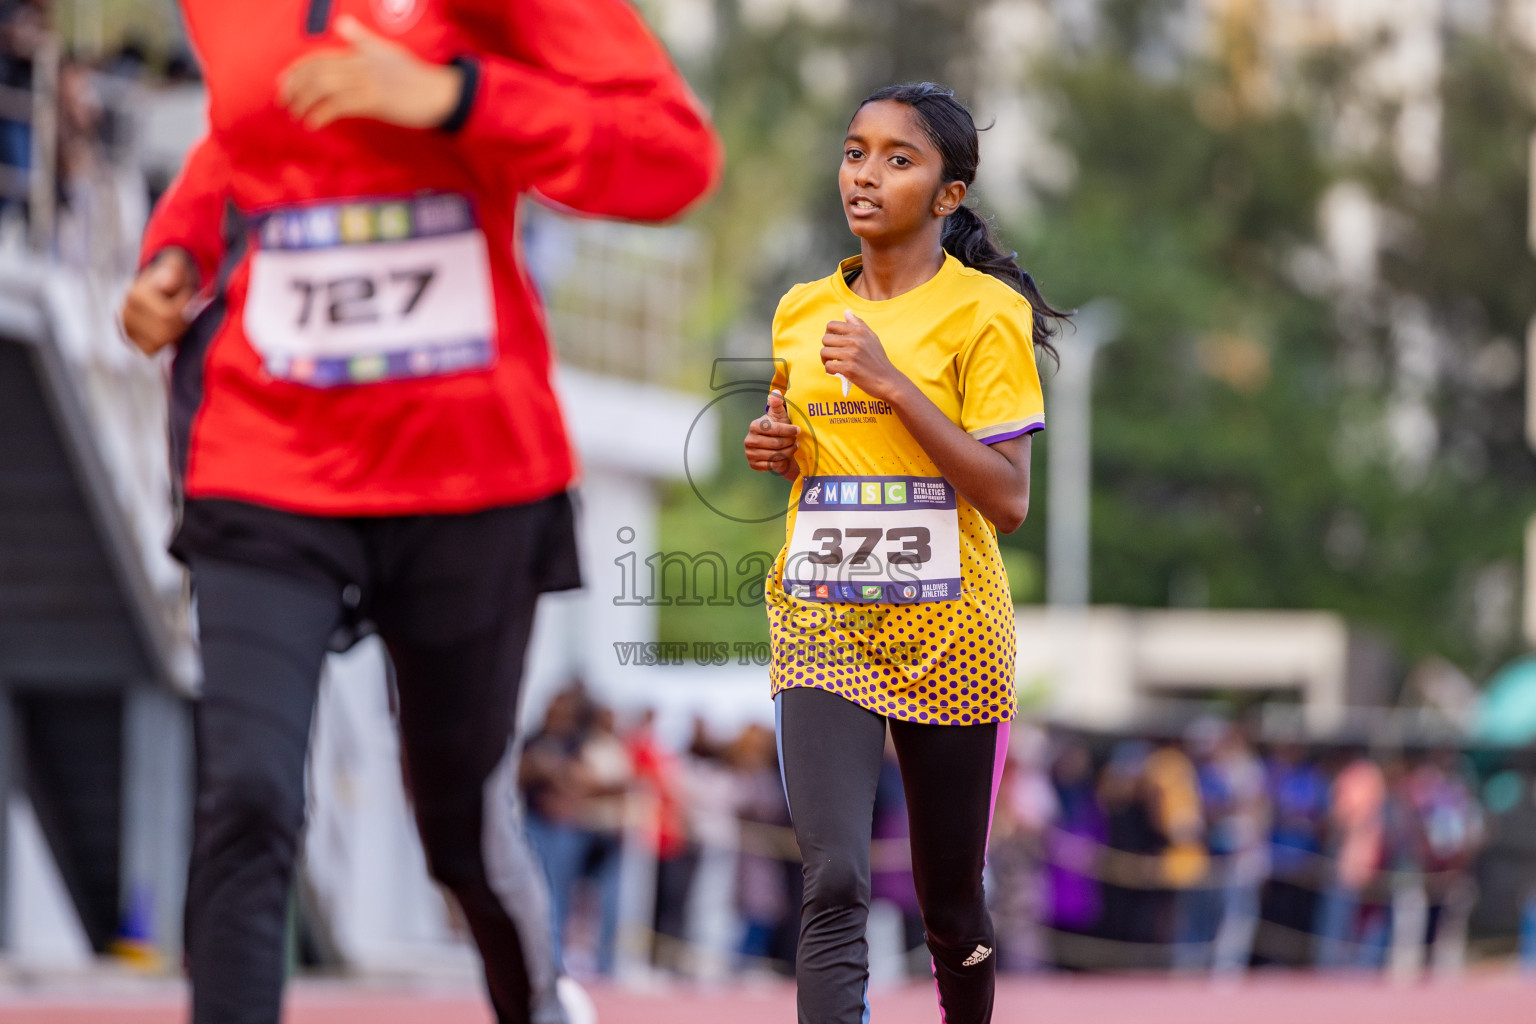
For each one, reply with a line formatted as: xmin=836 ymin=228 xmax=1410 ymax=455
xmin=820 ymin=311 xmax=907 ymax=401
xmin=279 ymin=15 xmax=464 ymax=131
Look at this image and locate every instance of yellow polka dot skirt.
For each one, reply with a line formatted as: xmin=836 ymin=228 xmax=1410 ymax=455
xmin=767 ymin=505 xmax=1018 ymax=725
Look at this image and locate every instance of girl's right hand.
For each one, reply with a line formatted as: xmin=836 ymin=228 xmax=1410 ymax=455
xmin=744 ymin=389 xmax=801 ymax=481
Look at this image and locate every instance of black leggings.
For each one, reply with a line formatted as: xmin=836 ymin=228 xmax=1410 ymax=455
xmin=184 ymin=497 xmax=576 ymax=1024
xmin=776 ymin=686 xmax=1009 ymax=1024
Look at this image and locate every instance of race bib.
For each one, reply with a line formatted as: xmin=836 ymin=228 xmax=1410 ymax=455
xmin=243 ymin=193 xmax=496 ymax=388
xmin=783 ymin=476 xmax=961 ymax=603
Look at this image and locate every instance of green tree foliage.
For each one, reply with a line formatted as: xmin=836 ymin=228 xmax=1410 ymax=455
xmin=1017 ymin=24 xmax=1536 ymax=677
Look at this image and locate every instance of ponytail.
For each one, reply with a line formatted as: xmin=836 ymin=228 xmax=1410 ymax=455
xmin=942 ymin=204 xmax=1065 ymax=365
xmin=858 ymin=82 xmax=1068 ymax=367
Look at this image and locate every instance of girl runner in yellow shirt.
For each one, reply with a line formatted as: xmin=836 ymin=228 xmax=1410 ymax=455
xmin=743 ymin=82 xmax=1066 ymax=1024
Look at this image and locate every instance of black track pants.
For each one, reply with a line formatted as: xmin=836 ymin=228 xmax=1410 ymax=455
xmin=184 ymin=497 xmax=576 ymax=1024
xmin=776 ymin=685 xmax=1009 ymax=1024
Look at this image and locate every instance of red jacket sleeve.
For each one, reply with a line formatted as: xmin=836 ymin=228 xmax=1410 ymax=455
xmin=139 ymin=133 xmax=231 ymax=286
xmin=451 ymin=0 xmax=722 ymax=221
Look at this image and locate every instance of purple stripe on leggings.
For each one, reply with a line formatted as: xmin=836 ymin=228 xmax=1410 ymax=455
xmin=984 ymin=720 xmax=1012 ymax=857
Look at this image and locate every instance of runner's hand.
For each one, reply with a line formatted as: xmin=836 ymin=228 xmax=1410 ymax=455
xmin=820 ymin=310 xmax=905 ymax=401
xmin=744 ymin=388 xmax=801 ymax=481
xmin=119 ymin=249 xmax=197 ymax=356
xmin=279 ymin=15 xmax=464 ymax=131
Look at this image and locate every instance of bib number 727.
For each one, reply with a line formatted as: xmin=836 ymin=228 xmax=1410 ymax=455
xmin=288 ymin=268 xmax=436 ymax=328
xmin=243 ymin=193 xmax=497 ymax=388
xmin=783 ymin=476 xmax=961 ymax=603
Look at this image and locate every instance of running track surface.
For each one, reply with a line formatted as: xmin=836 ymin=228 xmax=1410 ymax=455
xmin=3 ymin=974 xmax=1535 ymax=1024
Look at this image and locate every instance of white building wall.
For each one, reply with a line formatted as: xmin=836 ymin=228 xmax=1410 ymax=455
xmin=5 ymin=796 xmax=94 ymax=970
xmin=1020 ymin=605 xmax=1350 ymax=731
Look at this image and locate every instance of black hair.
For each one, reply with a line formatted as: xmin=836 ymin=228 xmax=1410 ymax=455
xmin=856 ymin=82 xmax=1068 ymax=364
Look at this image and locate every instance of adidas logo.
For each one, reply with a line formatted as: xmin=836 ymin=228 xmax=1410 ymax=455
xmin=961 ymin=944 xmax=992 ymax=967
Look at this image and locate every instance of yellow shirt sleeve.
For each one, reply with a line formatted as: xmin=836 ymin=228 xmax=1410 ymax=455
xmin=769 ymin=293 xmax=793 ymax=394
xmin=958 ymin=298 xmax=1046 ymax=444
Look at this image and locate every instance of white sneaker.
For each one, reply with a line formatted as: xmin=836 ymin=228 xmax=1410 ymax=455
xmin=557 ymin=976 xmax=598 ymax=1024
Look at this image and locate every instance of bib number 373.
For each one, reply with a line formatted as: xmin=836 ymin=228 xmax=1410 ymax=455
xmin=243 ymin=193 xmax=496 ymax=388
xmin=783 ymin=476 xmax=962 ymax=603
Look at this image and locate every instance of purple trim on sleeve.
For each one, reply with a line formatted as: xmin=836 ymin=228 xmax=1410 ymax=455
xmin=978 ymin=422 xmax=1045 ymax=446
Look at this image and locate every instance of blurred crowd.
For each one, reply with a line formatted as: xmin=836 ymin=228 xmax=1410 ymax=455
xmin=520 ymin=684 xmax=1507 ymax=980
xmin=994 ymin=725 xmax=1486 ymax=973
xmin=0 ymin=0 xmax=199 ymax=269
xmin=519 ymin=685 xmax=799 ymax=978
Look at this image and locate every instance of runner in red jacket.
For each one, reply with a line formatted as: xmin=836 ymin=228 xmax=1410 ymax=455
xmin=132 ymin=0 xmax=718 ymax=512
xmin=119 ymin=3 xmax=719 ymax=1022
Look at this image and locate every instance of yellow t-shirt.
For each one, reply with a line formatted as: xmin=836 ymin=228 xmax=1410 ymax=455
xmin=766 ymin=252 xmax=1045 ymax=725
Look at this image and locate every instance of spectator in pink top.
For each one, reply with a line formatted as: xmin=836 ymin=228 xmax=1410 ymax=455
xmin=1315 ymin=750 xmax=1385 ymax=968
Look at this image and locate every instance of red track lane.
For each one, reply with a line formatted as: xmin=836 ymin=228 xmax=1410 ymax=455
xmin=3 ymin=974 xmax=1535 ymax=1024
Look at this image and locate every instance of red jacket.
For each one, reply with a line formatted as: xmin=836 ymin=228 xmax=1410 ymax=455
xmin=144 ymin=0 xmax=721 ymax=515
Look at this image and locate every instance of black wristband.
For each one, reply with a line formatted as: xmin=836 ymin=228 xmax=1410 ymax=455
xmin=439 ymin=55 xmax=480 ymax=134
